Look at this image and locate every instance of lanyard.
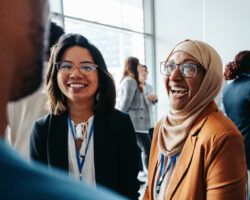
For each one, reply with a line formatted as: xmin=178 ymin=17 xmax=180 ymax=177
xmin=156 ymin=153 xmax=179 ymax=194
xmin=68 ymin=114 xmax=94 ymax=180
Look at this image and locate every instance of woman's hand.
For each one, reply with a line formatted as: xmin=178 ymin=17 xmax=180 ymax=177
xmin=148 ymin=95 xmax=158 ymax=104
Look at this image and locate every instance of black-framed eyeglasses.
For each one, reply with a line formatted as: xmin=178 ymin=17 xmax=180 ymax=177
xmin=160 ymin=61 xmax=202 ymax=78
xmin=56 ymin=61 xmax=98 ymax=74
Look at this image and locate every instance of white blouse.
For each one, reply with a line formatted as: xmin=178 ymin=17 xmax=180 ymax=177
xmin=68 ymin=115 xmax=96 ymax=186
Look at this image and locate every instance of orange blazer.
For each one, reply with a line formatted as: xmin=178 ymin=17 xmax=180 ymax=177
xmin=143 ymin=102 xmax=247 ymax=200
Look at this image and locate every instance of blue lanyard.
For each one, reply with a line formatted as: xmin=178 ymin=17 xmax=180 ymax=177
xmin=68 ymin=114 xmax=94 ymax=180
xmin=156 ymin=153 xmax=179 ymax=194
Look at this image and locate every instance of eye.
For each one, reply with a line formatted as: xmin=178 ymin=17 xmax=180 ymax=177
xmin=57 ymin=62 xmax=72 ymax=71
xmin=165 ymin=62 xmax=175 ymax=73
xmin=181 ymin=63 xmax=197 ymax=77
xmin=79 ymin=66 xmax=96 ymax=72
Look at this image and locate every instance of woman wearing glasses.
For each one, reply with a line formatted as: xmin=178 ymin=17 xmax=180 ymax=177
xmin=143 ymin=39 xmax=246 ymax=200
xmin=30 ymin=34 xmax=140 ymax=199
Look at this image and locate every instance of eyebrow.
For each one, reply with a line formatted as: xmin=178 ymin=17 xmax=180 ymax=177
xmin=62 ymin=60 xmax=95 ymax=64
xmin=168 ymin=58 xmax=199 ymax=64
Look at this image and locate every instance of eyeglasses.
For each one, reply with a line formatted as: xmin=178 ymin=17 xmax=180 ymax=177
xmin=160 ymin=61 xmax=202 ymax=78
xmin=56 ymin=61 xmax=98 ymax=74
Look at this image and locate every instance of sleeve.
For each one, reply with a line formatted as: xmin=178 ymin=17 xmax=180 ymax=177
xmin=145 ymin=83 xmax=157 ymax=105
xmin=143 ymin=84 xmax=151 ymax=105
xmin=116 ymin=113 xmax=140 ymax=199
xmin=6 ymin=102 xmax=19 ymax=145
xmin=117 ymin=78 xmax=137 ymax=113
xmin=30 ymin=120 xmax=48 ymax=164
xmin=206 ymin=132 xmax=247 ymax=199
xmin=147 ymin=84 xmax=154 ymax=95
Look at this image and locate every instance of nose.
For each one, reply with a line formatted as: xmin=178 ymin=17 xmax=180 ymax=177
xmin=69 ymin=67 xmax=83 ymax=78
xmin=169 ymin=67 xmax=182 ymax=81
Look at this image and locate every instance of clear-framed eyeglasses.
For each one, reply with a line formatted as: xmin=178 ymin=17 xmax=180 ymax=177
xmin=160 ymin=61 xmax=202 ymax=78
xmin=56 ymin=61 xmax=98 ymax=74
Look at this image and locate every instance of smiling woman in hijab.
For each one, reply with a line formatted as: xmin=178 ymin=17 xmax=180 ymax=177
xmin=143 ymin=39 xmax=247 ymax=200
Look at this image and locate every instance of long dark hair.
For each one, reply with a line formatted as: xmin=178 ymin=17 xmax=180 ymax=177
xmin=46 ymin=33 xmax=116 ymax=115
xmin=45 ymin=22 xmax=64 ymax=59
xmin=224 ymin=50 xmax=250 ymax=80
xmin=121 ymin=56 xmax=142 ymax=92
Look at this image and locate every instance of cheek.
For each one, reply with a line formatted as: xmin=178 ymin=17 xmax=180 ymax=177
xmin=92 ymin=73 xmax=99 ymax=88
xmin=93 ymin=79 xmax=99 ymax=91
xmin=164 ymin=76 xmax=169 ymax=93
xmin=91 ymin=78 xmax=98 ymax=90
xmin=188 ymin=79 xmax=202 ymax=98
xmin=57 ymin=73 xmax=66 ymax=90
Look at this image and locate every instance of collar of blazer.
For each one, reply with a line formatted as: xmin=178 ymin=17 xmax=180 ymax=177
xmin=47 ymin=112 xmax=68 ymax=170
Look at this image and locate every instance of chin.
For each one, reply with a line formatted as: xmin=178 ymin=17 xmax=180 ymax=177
xmin=170 ymin=102 xmax=186 ymax=111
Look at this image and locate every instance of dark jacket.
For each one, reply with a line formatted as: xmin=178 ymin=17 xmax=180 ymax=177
xmin=30 ymin=109 xmax=140 ymax=199
xmin=223 ymin=73 xmax=250 ymax=169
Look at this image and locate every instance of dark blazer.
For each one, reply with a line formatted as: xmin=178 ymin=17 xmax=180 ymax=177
xmin=30 ymin=109 xmax=140 ymax=199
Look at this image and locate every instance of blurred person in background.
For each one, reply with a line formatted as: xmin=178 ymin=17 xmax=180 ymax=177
xmin=6 ymin=22 xmax=64 ymax=159
xmin=223 ymin=50 xmax=250 ymax=199
xmin=138 ymin=64 xmax=158 ymax=140
xmin=117 ymin=57 xmax=152 ymax=182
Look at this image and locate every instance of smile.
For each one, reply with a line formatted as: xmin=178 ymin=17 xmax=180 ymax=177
xmin=170 ymin=86 xmax=188 ymax=94
xmin=67 ymin=83 xmax=87 ymax=88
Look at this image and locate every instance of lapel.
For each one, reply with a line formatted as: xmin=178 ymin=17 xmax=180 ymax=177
xmin=47 ymin=112 xmax=69 ymax=171
xmin=165 ymin=123 xmax=201 ymax=199
xmin=148 ymin=121 xmax=162 ymax=200
xmin=93 ymin=111 xmax=113 ymax=185
xmin=147 ymin=119 xmax=206 ymax=200
xmin=143 ymin=88 xmax=151 ymax=107
xmin=165 ymin=102 xmax=218 ymax=199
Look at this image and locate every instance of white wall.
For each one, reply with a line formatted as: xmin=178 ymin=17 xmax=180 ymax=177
xmin=154 ymin=0 xmax=250 ymax=120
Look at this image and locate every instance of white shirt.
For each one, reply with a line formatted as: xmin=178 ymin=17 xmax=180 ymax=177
xmin=6 ymin=62 xmax=48 ymax=159
xmin=68 ymin=115 xmax=96 ymax=186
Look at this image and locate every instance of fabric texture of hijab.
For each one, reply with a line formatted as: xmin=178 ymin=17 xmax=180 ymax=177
xmin=158 ymin=39 xmax=223 ymax=157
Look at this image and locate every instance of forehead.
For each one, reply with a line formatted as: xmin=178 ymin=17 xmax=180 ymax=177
xmin=62 ymin=46 xmax=94 ymax=62
xmin=137 ymin=64 xmax=143 ymax=69
xmin=169 ymin=51 xmax=199 ymax=63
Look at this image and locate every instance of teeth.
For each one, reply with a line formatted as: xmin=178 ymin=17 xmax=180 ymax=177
xmin=69 ymin=83 xmax=85 ymax=88
xmin=171 ymin=87 xmax=187 ymax=92
xmin=170 ymin=86 xmax=187 ymax=93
